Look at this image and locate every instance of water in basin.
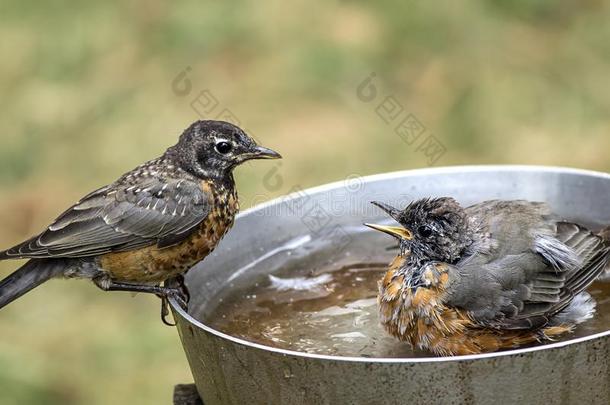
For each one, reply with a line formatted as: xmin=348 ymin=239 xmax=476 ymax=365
xmin=196 ymin=226 xmax=610 ymax=358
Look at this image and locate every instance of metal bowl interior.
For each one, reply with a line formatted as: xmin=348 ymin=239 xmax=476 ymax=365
xmin=171 ymin=166 xmax=610 ymax=405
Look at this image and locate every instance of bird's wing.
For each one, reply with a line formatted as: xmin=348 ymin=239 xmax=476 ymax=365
xmin=446 ymin=221 xmax=610 ymax=330
xmin=0 ymin=179 xmax=211 ymax=259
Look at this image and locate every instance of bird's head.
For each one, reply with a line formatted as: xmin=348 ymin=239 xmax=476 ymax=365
xmin=170 ymin=120 xmax=281 ymax=179
xmin=366 ymin=197 xmax=472 ymax=263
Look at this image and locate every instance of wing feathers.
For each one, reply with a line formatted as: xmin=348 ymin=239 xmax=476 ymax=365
xmin=534 ymin=233 xmax=581 ymax=271
xmin=0 ymin=178 xmax=211 ymax=259
xmin=449 ymin=213 xmax=609 ymax=331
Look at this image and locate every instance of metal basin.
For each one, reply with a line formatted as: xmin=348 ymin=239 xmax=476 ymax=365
xmin=171 ymin=165 xmax=610 ymax=405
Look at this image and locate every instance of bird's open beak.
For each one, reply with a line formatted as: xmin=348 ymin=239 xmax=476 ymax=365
xmin=247 ymin=145 xmax=282 ymax=160
xmin=364 ymin=223 xmax=413 ymax=240
xmin=370 ymin=201 xmax=400 ymax=221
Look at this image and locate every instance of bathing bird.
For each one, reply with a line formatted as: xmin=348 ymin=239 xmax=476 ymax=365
xmin=366 ymin=197 xmax=610 ymax=356
xmin=0 ymin=120 xmax=281 ymax=324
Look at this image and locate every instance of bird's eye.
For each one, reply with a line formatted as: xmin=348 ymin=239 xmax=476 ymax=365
xmin=418 ymin=225 xmax=433 ymax=238
xmin=215 ymin=141 xmax=233 ymax=154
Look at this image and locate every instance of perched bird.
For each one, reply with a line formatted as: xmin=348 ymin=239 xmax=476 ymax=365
xmin=0 ymin=120 xmax=280 ymax=323
xmin=366 ymin=197 xmax=610 ymax=356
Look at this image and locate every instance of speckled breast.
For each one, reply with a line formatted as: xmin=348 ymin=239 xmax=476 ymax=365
xmin=99 ymin=182 xmax=239 ymax=283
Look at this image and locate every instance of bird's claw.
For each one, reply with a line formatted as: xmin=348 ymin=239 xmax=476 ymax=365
xmin=159 ymin=277 xmax=190 ymax=326
xmin=170 ymin=274 xmax=191 ymax=303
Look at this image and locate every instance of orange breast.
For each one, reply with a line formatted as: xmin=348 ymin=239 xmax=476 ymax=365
xmin=379 ymin=260 xmax=575 ymax=356
xmin=99 ymin=182 xmax=239 ymax=283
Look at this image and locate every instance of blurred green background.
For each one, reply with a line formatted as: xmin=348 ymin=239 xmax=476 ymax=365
xmin=1 ymin=0 xmax=609 ymax=404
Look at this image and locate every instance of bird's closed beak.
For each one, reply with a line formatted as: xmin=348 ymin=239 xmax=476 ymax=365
xmin=364 ymin=223 xmax=413 ymax=240
xmin=247 ymin=145 xmax=282 ymax=160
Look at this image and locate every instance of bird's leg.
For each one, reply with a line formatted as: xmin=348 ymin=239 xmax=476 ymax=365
xmin=93 ymin=276 xmax=188 ymax=326
xmin=158 ymin=275 xmax=191 ymax=326
xmin=94 ymin=278 xmax=167 ymax=295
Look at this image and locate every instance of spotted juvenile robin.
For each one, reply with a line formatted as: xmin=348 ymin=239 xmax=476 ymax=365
xmin=366 ymin=198 xmax=610 ymax=356
xmin=0 ymin=120 xmax=280 ymax=323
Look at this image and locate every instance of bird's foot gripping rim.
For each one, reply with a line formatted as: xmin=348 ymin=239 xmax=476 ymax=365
xmin=160 ymin=276 xmax=190 ymax=326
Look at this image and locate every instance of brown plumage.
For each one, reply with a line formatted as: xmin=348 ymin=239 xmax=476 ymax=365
xmin=368 ymin=198 xmax=610 ymax=356
xmin=98 ymin=181 xmax=239 ymax=283
xmin=0 ymin=120 xmax=280 ymax=323
xmin=379 ymin=259 xmax=571 ymax=355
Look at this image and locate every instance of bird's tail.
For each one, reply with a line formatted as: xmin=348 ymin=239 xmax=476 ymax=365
xmin=0 ymin=259 xmax=65 ymax=309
